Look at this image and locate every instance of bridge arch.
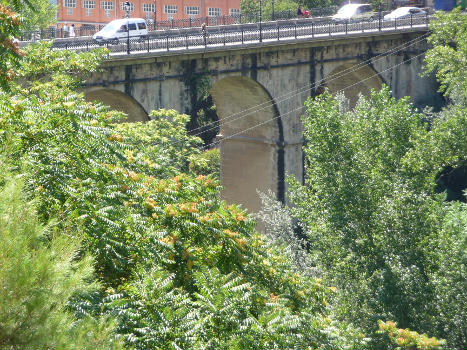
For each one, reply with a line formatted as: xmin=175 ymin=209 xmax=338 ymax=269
xmin=324 ymin=62 xmax=383 ymax=106
xmin=210 ymin=76 xmax=283 ymax=213
xmin=84 ymin=88 xmax=149 ymax=122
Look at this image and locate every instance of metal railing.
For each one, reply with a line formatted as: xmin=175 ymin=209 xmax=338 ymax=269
xmin=20 ymin=6 xmax=341 ymax=40
xmin=48 ymin=14 xmax=430 ymax=55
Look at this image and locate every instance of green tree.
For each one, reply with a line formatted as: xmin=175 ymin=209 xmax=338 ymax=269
xmin=240 ymin=0 xmax=339 ymax=21
xmin=288 ymin=86 xmax=466 ymax=348
xmin=0 ymin=178 xmax=123 ymax=350
xmin=423 ymin=8 xmax=467 ymax=106
xmin=0 ymin=2 xmax=23 ymax=90
xmin=19 ymin=0 xmax=57 ymax=31
xmin=189 ymin=148 xmax=220 ymax=178
xmin=0 ymin=42 xmax=369 ymax=349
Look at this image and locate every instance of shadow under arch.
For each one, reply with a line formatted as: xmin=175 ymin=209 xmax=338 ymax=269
xmin=84 ymin=88 xmax=149 ymax=122
xmin=324 ymin=62 xmax=383 ymax=107
xmin=210 ymin=76 xmax=284 ymax=214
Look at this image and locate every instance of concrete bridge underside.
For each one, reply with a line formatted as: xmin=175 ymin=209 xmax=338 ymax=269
xmin=85 ymin=30 xmax=442 ymax=213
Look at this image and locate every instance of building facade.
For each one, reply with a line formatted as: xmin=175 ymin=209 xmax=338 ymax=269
xmin=58 ymin=0 xmax=241 ymax=29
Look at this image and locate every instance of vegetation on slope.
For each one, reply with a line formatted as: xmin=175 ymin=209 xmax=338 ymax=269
xmin=0 ymin=5 xmax=465 ymax=350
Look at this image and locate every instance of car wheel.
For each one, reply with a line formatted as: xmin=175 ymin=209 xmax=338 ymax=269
xmin=112 ymin=38 xmax=119 ymax=45
xmin=369 ymin=16 xmax=376 ymax=21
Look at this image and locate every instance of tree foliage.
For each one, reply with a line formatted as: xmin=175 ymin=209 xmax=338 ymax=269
xmin=240 ymin=0 xmax=339 ymax=21
xmin=0 ymin=2 xmax=23 ymax=89
xmin=0 ymin=178 xmax=123 ymax=350
xmin=18 ymin=0 xmax=57 ymax=31
xmin=423 ymin=8 xmax=467 ymax=106
xmin=289 ymin=86 xmax=466 ymax=348
xmin=0 ymin=42 xmax=366 ymax=349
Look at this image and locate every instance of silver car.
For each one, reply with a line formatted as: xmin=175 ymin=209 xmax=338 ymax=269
xmin=332 ymin=4 xmax=376 ymax=23
xmin=383 ymin=6 xmax=426 ymax=21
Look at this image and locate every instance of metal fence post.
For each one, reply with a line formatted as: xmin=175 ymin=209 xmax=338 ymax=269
xmin=378 ymin=3 xmax=382 ymax=31
xmin=223 ymin=30 xmax=226 ymax=45
xmin=345 ymin=20 xmax=348 ymax=34
xmin=312 ymin=22 xmax=314 ymax=37
xmin=147 ymin=35 xmax=150 ymax=52
xmin=295 ymin=22 xmax=297 ymax=38
xmin=166 ymin=35 xmax=169 ymax=51
xmin=241 ymin=27 xmax=244 ymax=43
xmin=329 ymin=21 xmax=331 ymax=35
xmin=277 ymin=24 xmax=280 ymax=40
xmin=410 ymin=13 xmax=413 ymax=27
xmin=394 ymin=18 xmax=397 ymax=30
xmin=186 ymin=34 xmax=189 ymax=49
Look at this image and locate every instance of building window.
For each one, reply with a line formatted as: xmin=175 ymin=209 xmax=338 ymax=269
xmin=121 ymin=1 xmax=134 ymax=11
xmin=101 ymin=1 xmax=113 ymax=16
xmin=207 ymin=7 xmax=221 ymax=17
xmin=142 ymin=3 xmax=155 ymax=12
xmin=64 ymin=0 xmax=76 ymax=7
xmin=163 ymin=5 xmax=177 ymax=14
xmin=82 ymin=0 xmax=95 ymax=8
xmin=229 ymin=8 xmax=240 ymax=16
xmin=82 ymin=0 xmax=95 ymax=16
xmin=185 ymin=6 xmax=199 ymax=16
xmin=163 ymin=4 xmax=177 ymax=19
xmin=142 ymin=3 xmax=155 ymax=19
xmin=100 ymin=1 xmax=113 ymax=10
xmin=64 ymin=0 xmax=76 ymax=14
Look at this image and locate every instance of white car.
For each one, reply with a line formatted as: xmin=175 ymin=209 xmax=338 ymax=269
xmin=383 ymin=7 xmax=426 ymax=21
xmin=93 ymin=18 xmax=148 ymax=44
xmin=332 ymin=4 xmax=376 ymax=23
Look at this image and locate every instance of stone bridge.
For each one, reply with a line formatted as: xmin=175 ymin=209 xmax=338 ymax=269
xmin=84 ymin=28 xmax=441 ymax=213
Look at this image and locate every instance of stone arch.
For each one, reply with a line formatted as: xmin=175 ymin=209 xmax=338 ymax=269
xmin=210 ymin=76 xmax=283 ymax=213
xmin=84 ymin=88 xmax=149 ymax=122
xmin=325 ymin=63 xmax=383 ymax=106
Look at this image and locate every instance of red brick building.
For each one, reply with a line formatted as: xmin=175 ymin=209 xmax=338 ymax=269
xmin=58 ymin=0 xmax=241 ymax=29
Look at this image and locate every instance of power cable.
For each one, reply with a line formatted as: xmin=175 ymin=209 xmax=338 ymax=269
xmin=205 ymin=49 xmax=428 ymax=150
xmin=187 ymin=31 xmax=431 ymax=140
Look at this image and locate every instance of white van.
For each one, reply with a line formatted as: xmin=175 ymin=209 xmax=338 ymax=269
xmin=93 ymin=18 xmax=148 ymax=44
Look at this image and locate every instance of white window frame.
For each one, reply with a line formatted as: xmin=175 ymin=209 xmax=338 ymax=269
xmin=229 ymin=8 xmax=240 ymax=16
xmin=185 ymin=6 xmax=199 ymax=16
xmin=82 ymin=0 xmax=94 ymax=15
xmin=142 ymin=3 xmax=155 ymax=12
xmin=121 ymin=1 xmax=135 ymax=11
xmin=207 ymin=7 xmax=221 ymax=17
xmin=100 ymin=1 xmax=113 ymax=10
xmin=163 ymin=5 xmax=178 ymax=14
xmin=82 ymin=0 xmax=95 ymax=8
xmin=64 ymin=0 xmax=76 ymax=7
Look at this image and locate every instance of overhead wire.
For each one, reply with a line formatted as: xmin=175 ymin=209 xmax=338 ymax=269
xmin=187 ymin=30 xmax=431 ymax=141
xmin=205 ymin=49 xmax=428 ymax=150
